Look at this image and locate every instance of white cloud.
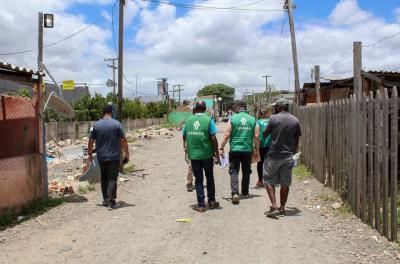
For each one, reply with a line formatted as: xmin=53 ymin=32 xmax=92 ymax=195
xmin=1 ymin=0 xmax=399 ymax=99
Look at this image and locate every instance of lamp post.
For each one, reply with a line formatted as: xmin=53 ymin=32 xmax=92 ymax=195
xmin=217 ymin=97 xmax=222 ymax=117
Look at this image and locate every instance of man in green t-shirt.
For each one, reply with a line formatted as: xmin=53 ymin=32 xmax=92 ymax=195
xmin=183 ymin=101 xmax=221 ymax=212
xmin=256 ymin=109 xmax=271 ymax=187
xmin=220 ymin=101 xmax=260 ymax=205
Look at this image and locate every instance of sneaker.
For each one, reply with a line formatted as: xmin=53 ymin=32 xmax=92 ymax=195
xmin=208 ymin=201 xmax=220 ymax=209
xmin=266 ymin=207 xmax=279 ymax=218
xmin=107 ymin=199 xmax=116 ymax=210
xmin=279 ymin=207 xmax=286 ymax=217
xmin=232 ymin=194 xmax=240 ymax=205
xmin=102 ymin=200 xmax=108 ymax=207
xmin=194 ymin=205 xmax=206 ymax=212
xmin=186 ymin=183 xmax=194 ymax=192
xmin=241 ymin=193 xmax=250 ymax=197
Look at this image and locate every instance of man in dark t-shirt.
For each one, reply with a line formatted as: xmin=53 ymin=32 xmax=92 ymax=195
xmin=263 ymin=98 xmax=301 ymax=218
xmin=88 ymin=105 xmax=129 ymax=209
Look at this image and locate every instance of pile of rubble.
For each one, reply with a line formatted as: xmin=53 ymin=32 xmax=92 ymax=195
xmin=126 ymin=126 xmax=175 ymax=141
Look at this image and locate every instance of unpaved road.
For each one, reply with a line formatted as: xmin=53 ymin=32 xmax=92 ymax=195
xmin=1 ymin=124 xmax=400 ymax=264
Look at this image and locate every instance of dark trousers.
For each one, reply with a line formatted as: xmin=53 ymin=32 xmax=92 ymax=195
xmin=190 ymin=158 xmax=216 ymax=207
xmin=257 ymin=147 xmax=269 ymax=181
xmin=99 ymin=160 xmax=120 ymax=201
xmin=229 ymin=152 xmax=252 ymax=195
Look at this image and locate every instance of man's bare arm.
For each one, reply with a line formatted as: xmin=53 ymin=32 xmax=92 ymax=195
xmin=264 ymin=123 xmax=272 ymax=138
xmin=219 ymin=121 xmax=232 ymax=155
xmin=120 ymin=138 xmax=129 ymax=161
xmin=88 ymin=139 xmax=95 ymax=162
xmin=211 ymin=134 xmax=220 ymax=164
xmin=254 ymin=124 xmax=260 ymax=152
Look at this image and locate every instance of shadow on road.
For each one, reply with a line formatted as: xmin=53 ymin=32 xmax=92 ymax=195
xmin=221 ymin=194 xmax=262 ymax=202
xmin=189 ymin=204 xmax=223 ymax=211
xmin=63 ymin=195 xmax=88 ymax=203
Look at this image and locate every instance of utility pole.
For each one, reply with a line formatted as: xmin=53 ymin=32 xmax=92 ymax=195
xmin=176 ymin=84 xmax=184 ymax=106
xmin=117 ymin=0 xmax=125 ymax=121
xmin=135 ymin=74 xmax=138 ymax=98
xmin=315 ymin=65 xmax=321 ymax=104
xmin=262 ymin=75 xmax=271 ymax=106
xmin=104 ymin=58 xmax=118 ymax=95
xmin=284 ymin=0 xmax=301 ymax=105
xmin=353 ymin=42 xmax=362 ymax=98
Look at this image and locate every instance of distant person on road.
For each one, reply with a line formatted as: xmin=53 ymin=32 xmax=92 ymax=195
xmin=220 ymin=101 xmax=259 ymax=205
xmin=256 ymin=109 xmax=271 ymax=187
xmin=183 ymin=100 xmax=221 ymax=212
xmin=263 ymin=98 xmax=301 ymax=218
xmin=88 ymin=105 xmax=129 ymax=209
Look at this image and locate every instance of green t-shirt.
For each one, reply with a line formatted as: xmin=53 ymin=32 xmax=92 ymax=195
xmin=229 ymin=111 xmax=256 ymax=152
xmin=185 ymin=114 xmax=214 ymax=160
xmin=257 ymin=118 xmax=271 ymax=148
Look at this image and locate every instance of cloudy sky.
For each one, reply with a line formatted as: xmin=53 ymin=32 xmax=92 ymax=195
xmin=0 ymin=0 xmax=399 ymax=98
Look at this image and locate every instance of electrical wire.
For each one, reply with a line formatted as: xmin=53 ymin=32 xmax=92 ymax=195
xmin=111 ymin=0 xmax=118 ymax=56
xmin=142 ymin=0 xmax=283 ymax=12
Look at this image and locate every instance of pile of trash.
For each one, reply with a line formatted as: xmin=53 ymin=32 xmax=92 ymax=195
xmin=46 ymin=137 xmax=88 ymax=166
xmin=126 ymin=126 xmax=175 ymax=141
xmin=49 ymin=179 xmax=75 ymax=197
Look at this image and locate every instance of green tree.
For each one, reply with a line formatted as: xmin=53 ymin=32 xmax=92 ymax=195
xmin=197 ymin=83 xmax=235 ymax=103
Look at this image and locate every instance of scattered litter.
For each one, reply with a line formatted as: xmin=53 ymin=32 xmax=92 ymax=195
xmin=60 ymin=245 xmax=72 ymax=252
xmin=176 ymin=218 xmax=192 ymax=223
xmin=17 ymin=216 xmax=25 ymax=221
xmin=119 ymin=177 xmax=130 ymax=182
xmin=330 ymin=202 xmax=342 ymax=210
xmin=316 ymin=205 xmax=321 ymax=209
xmin=371 ymin=235 xmax=378 ymax=242
xmin=303 ymin=181 xmax=310 ymax=185
xmin=115 ymin=216 xmax=121 ymax=219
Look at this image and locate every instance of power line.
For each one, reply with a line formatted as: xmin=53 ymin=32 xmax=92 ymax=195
xmin=0 ymin=0 xmax=120 ymax=56
xmin=111 ymin=0 xmax=118 ymax=56
xmin=363 ymin=30 xmax=400 ymax=48
xmin=142 ymin=0 xmax=284 ymax=12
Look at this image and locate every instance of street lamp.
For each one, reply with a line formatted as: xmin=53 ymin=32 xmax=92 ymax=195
xmin=217 ymin=97 xmax=222 ymax=117
xmin=43 ymin=14 xmax=54 ymax=28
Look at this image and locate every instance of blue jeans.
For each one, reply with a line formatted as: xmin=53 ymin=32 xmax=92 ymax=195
xmin=190 ymin=158 xmax=216 ymax=207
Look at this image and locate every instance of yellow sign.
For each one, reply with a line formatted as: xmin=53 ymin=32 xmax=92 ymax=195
xmin=62 ymin=80 xmax=75 ymax=90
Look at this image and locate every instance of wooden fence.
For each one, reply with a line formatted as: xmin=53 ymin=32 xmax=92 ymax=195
xmin=295 ymin=88 xmax=399 ymax=242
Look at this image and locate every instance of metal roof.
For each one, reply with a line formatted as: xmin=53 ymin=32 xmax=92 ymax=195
xmin=0 ymin=61 xmax=41 ymax=75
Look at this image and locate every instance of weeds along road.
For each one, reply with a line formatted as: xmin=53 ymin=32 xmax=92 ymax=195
xmin=0 ymin=123 xmax=399 ymax=264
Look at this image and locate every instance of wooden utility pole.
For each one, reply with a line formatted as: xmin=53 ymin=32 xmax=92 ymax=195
xmin=284 ymin=0 xmax=301 ymax=105
xmin=315 ymin=65 xmax=321 ymax=104
xmin=38 ymin=12 xmax=47 ymax=199
xmin=117 ymin=0 xmax=125 ymax=121
xmin=353 ymin=41 xmax=362 ymax=98
xmin=262 ymin=75 xmax=271 ymax=106
xmin=105 ymin=58 xmax=118 ymax=95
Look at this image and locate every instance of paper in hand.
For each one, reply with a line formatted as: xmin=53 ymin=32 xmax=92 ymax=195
xmin=219 ymin=153 xmax=228 ymax=168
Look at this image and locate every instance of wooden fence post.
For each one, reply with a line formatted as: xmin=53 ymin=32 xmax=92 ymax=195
xmin=368 ymin=91 xmax=374 ymax=226
xmin=390 ymin=87 xmax=398 ymax=241
xmin=361 ymin=94 xmax=367 ymax=221
xmin=374 ymin=89 xmax=382 ymax=232
xmin=382 ymin=88 xmax=389 ymax=237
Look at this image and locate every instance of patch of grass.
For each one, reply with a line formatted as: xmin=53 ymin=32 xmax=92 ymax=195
xmin=318 ymin=192 xmax=338 ymax=202
xmin=293 ymin=163 xmax=312 ymax=182
xmin=337 ymin=202 xmax=352 ymax=216
xmin=124 ymin=164 xmax=135 ymax=173
xmin=78 ymin=183 xmax=95 ymax=194
xmin=0 ymin=198 xmax=64 ymax=228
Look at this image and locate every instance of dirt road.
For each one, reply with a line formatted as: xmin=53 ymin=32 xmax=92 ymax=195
xmin=1 ymin=124 xmax=399 ymax=264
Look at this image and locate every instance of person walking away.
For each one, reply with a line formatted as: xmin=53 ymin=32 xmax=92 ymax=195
xmin=183 ymin=105 xmax=200 ymax=192
xmin=88 ymin=105 xmax=129 ymax=209
xmin=183 ymin=100 xmax=221 ymax=212
xmin=220 ymin=101 xmax=259 ymax=205
xmin=256 ymin=109 xmax=271 ymax=187
xmin=263 ymin=98 xmax=301 ymax=217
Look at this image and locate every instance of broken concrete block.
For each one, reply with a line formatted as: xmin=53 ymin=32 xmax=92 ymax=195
xmin=330 ymin=202 xmax=342 ymax=210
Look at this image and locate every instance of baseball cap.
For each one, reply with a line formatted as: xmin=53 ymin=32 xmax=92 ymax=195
xmin=273 ymin=98 xmax=290 ymax=107
xmin=102 ymin=104 xmax=113 ymax=114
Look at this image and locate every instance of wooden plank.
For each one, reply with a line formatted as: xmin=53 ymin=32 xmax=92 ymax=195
xmin=368 ymin=92 xmax=374 ymax=226
xmin=374 ymin=90 xmax=382 ymax=232
xmin=350 ymin=95 xmax=356 ymax=210
xmin=382 ymin=88 xmax=389 ymax=237
xmin=361 ymin=94 xmax=367 ymax=221
xmin=390 ymin=87 xmax=398 ymax=241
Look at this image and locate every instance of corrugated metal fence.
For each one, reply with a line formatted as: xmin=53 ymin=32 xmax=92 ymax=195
xmin=295 ymin=88 xmax=399 ymax=242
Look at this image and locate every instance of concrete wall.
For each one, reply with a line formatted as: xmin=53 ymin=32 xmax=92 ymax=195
xmin=45 ymin=118 xmax=163 ymax=141
xmin=0 ymin=154 xmax=43 ymax=212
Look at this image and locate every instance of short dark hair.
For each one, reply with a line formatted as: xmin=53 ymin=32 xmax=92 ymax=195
xmin=195 ymin=100 xmax=207 ymax=113
xmin=102 ymin=104 xmax=113 ymax=114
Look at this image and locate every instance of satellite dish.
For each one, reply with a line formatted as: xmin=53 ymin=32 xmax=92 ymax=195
xmin=44 ymin=91 xmax=75 ymax=118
